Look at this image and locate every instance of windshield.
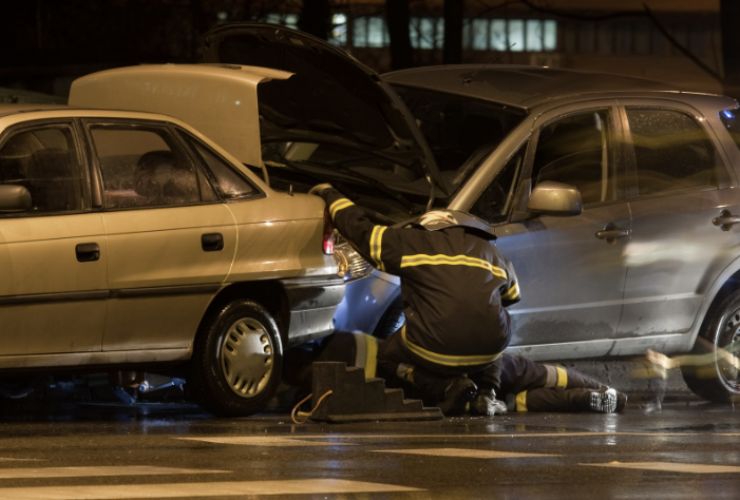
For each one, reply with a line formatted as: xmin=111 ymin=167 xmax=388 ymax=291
xmin=391 ymin=84 xmax=526 ymax=190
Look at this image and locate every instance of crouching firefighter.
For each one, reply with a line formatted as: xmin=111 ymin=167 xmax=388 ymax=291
xmin=309 ymin=183 xmax=520 ymax=415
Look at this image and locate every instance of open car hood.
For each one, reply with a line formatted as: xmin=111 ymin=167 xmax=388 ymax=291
xmin=201 ymin=22 xmax=446 ymax=197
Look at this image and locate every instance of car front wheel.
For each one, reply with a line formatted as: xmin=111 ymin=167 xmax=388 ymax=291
xmin=189 ymin=299 xmax=283 ymax=416
xmin=682 ymin=290 xmax=740 ymax=403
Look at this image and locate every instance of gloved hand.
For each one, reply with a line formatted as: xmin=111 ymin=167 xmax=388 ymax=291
xmin=308 ymin=183 xmax=334 ymax=196
xmin=470 ymin=388 xmax=508 ymax=416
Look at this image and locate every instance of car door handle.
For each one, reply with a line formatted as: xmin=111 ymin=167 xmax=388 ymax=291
xmin=76 ymin=242 xmax=100 ymax=262
xmin=201 ymin=232 xmax=224 ymax=252
xmin=712 ymin=209 xmax=740 ymax=231
xmin=595 ymin=224 xmax=630 ymax=243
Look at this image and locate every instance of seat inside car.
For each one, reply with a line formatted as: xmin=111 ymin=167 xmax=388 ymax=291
xmin=0 ymin=152 xmax=31 ymax=186
xmin=534 ymin=119 xmax=607 ymax=205
xmin=134 ymin=150 xmax=199 ymax=206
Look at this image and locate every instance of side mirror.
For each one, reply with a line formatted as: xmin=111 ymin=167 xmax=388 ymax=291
xmin=0 ymin=184 xmax=32 ymax=212
xmin=527 ymin=181 xmax=582 ymax=216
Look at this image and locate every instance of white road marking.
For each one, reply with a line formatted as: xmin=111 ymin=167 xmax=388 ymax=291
xmin=583 ymin=461 xmax=740 ymax=474
xmin=0 ymin=466 xmax=227 ymax=479
xmin=178 ymin=436 xmax=352 ymax=447
xmin=0 ymin=479 xmax=420 ymax=499
xmin=176 ymin=431 xmax=740 ymax=445
xmin=0 ymin=458 xmax=44 ymax=462
xmin=375 ymin=447 xmax=557 ymax=459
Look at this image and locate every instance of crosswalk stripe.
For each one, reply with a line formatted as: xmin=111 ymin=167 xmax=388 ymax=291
xmin=0 ymin=479 xmax=420 ymax=499
xmin=0 ymin=466 xmax=226 ymax=479
xmin=582 ymin=461 xmax=740 ymax=474
xmin=175 ymin=432 xmax=739 ymax=444
xmin=374 ymin=448 xmax=557 ymax=459
xmin=178 ymin=436 xmax=353 ymax=447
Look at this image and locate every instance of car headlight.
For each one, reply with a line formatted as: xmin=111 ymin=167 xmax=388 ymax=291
xmin=334 ymin=232 xmax=372 ymax=281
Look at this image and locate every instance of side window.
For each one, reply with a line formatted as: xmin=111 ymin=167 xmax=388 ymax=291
xmin=531 ymin=110 xmax=613 ymax=206
xmin=181 ymin=133 xmax=256 ymax=199
xmin=0 ymin=124 xmax=86 ymax=214
xmin=470 ymin=147 xmax=523 ymax=223
xmin=626 ymin=108 xmax=720 ymax=196
xmin=90 ymin=125 xmax=214 ymax=209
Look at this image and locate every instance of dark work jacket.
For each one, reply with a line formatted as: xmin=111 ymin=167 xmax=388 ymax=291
xmin=320 ymin=188 xmax=520 ymax=368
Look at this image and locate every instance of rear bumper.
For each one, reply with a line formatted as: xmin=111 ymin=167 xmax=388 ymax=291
xmin=280 ymin=276 xmax=345 ymax=346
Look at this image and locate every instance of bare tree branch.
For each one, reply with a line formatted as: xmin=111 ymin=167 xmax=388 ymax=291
xmin=642 ymin=3 xmax=722 ymax=81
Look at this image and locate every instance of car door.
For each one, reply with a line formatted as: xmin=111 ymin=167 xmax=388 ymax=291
xmin=0 ymin=120 xmax=107 ymax=358
xmin=84 ymin=120 xmax=237 ymax=352
xmin=617 ymin=102 xmax=740 ymax=343
xmin=472 ymin=106 xmax=631 ymax=356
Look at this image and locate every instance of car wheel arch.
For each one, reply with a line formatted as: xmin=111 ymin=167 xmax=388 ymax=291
xmin=195 ymin=281 xmax=290 ymax=348
xmin=682 ymin=273 xmax=740 ymax=402
xmin=688 ymin=264 xmax=740 ymax=350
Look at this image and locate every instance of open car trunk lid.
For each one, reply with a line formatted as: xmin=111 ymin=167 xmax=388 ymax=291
xmin=69 ymin=63 xmax=292 ymax=169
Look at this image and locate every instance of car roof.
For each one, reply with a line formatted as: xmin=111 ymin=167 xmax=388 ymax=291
xmin=382 ymin=64 xmax=727 ymax=111
xmin=0 ymin=103 xmax=68 ymax=117
xmin=0 ymin=103 xmax=192 ymax=124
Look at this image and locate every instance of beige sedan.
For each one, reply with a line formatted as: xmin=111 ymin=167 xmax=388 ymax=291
xmin=0 ymin=104 xmax=344 ymax=416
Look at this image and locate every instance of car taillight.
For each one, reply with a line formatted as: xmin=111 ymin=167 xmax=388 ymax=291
xmin=323 ymin=211 xmax=335 ymax=255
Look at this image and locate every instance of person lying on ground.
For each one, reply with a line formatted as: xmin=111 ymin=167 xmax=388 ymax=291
xmin=284 ymin=332 xmax=627 ymax=414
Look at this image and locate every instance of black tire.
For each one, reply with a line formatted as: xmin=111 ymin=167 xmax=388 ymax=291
xmin=189 ymin=299 xmax=283 ymax=416
xmin=681 ymin=290 xmax=740 ymax=403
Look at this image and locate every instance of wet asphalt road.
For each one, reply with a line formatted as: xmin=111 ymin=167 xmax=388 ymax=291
xmin=0 ymin=395 xmax=737 ymax=499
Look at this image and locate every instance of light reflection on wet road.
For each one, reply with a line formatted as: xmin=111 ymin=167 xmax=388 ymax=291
xmin=0 ymin=398 xmax=736 ymax=498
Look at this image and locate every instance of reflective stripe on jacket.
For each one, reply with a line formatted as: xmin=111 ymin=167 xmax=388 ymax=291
xmin=322 ymin=188 xmax=520 ymax=365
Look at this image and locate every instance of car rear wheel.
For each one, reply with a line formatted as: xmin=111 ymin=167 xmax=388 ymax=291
xmin=682 ymin=290 xmax=740 ymax=403
xmin=189 ymin=299 xmax=283 ymax=416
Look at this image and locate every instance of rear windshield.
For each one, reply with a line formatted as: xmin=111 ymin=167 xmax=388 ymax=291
xmin=391 ymin=84 xmax=527 ymax=189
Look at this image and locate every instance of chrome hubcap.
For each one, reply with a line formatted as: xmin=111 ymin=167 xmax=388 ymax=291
xmin=219 ymin=317 xmax=274 ymax=398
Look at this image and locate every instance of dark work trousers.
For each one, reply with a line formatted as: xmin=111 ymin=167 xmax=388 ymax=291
xmin=377 ymin=331 xmax=502 ymax=404
xmin=499 ymin=354 xmax=607 ymax=412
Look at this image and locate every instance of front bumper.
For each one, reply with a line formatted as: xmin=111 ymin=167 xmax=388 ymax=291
xmin=280 ymin=276 xmax=345 ymax=346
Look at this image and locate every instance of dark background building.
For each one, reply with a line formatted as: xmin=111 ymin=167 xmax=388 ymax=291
xmin=0 ymin=0 xmax=734 ymax=99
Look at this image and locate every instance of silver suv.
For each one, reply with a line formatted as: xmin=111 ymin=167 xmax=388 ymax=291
xmin=385 ymin=66 xmax=740 ymax=404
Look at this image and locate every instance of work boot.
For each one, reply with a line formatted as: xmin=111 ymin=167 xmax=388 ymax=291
xmin=470 ymin=388 xmax=508 ymax=416
xmin=588 ymin=387 xmax=627 ymax=413
xmin=437 ymin=377 xmax=478 ymax=416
